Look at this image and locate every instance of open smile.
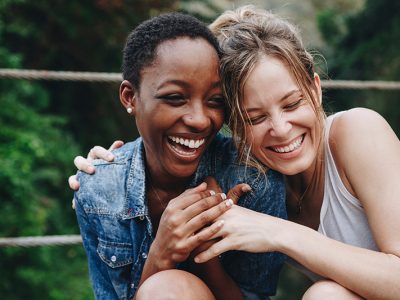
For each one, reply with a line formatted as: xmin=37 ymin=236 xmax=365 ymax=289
xmin=166 ymin=136 xmax=206 ymax=158
xmin=169 ymin=136 xmax=205 ymax=149
xmin=269 ymin=134 xmax=305 ymax=153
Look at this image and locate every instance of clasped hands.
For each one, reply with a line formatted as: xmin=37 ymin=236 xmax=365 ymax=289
xmin=68 ymin=141 xmax=252 ymax=269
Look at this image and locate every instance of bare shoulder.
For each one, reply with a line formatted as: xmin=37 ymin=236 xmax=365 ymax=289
xmin=329 ymin=108 xmax=394 ymax=149
xmin=328 ymin=108 xmax=400 ymax=197
xmin=328 ymin=108 xmax=398 ymax=190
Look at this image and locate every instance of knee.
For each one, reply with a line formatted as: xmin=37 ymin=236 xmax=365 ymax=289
xmin=135 ymin=270 xmax=215 ymax=300
xmin=302 ymin=280 xmax=362 ymax=300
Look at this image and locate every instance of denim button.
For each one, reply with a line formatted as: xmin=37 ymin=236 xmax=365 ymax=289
xmin=142 ymin=253 xmax=147 ymax=259
xmin=131 ymin=283 xmax=135 ymax=289
xmin=111 ymin=255 xmax=117 ymax=262
xmin=139 ymin=215 xmax=145 ymax=221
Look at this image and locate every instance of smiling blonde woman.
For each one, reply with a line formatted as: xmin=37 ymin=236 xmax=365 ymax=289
xmin=192 ymin=5 xmax=400 ymax=300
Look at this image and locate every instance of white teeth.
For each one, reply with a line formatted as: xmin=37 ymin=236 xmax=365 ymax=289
xmin=272 ymin=135 xmax=303 ymax=153
xmin=168 ymin=136 xmax=205 ymax=149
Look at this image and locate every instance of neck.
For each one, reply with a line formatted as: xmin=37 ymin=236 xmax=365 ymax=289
xmin=286 ymin=143 xmax=325 ymax=220
xmin=146 ymin=170 xmax=192 ymax=195
xmin=290 ymin=140 xmax=325 ymax=187
xmin=145 ymin=161 xmax=193 ymax=202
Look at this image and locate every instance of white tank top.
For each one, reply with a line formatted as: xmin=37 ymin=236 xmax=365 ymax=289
xmin=319 ymin=112 xmax=377 ymax=251
xmin=288 ymin=112 xmax=378 ymax=281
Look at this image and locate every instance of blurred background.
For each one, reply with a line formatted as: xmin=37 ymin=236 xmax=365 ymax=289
xmin=1 ymin=0 xmax=399 ymax=299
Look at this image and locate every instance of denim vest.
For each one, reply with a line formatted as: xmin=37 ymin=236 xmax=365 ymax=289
xmin=75 ymin=134 xmax=287 ymax=300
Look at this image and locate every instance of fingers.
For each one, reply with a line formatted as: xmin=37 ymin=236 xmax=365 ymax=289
xmin=194 ymin=222 xmax=224 ymax=244
xmin=169 ymin=183 xmax=210 ymax=209
xmin=88 ymin=145 xmax=114 ymax=162
xmin=180 ymin=182 xmax=208 ymax=197
xmin=108 ymin=140 xmax=124 ymax=151
xmin=188 ymin=221 xmax=225 ymax=252
xmin=68 ymin=174 xmax=80 ymax=191
xmin=194 ymin=238 xmax=230 ymax=263
xmin=227 ymin=183 xmax=252 ymax=204
xmin=184 ymin=192 xmax=227 ymax=220
xmin=74 ymin=156 xmax=95 ymax=174
xmin=185 ymin=196 xmax=233 ymax=232
xmin=204 ymin=176 xmax=252 ymax=204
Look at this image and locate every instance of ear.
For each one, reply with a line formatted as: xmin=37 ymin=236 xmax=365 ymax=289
xmin=120 ymin=80 xmax=138 ymax=115
xmin=313 ymin=73 xmax=322 ymax=105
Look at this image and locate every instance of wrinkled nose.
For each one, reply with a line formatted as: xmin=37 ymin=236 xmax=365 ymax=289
xmin=269 ymin=114 xmax=292 ymax=137
xmin=182 ymin=104 xmax=211 ymax=132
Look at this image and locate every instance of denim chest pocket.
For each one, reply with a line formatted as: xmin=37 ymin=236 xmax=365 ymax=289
xmin=97 ymin=239 xmax=134 ymax=300
xmin=98 ymin=240 xmax=133 ymax=267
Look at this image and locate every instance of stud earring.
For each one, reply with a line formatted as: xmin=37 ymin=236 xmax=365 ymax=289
xmin=127 ymin=107 xmax=133 ymax=114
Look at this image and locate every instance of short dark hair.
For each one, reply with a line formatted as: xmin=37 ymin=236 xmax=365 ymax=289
xmin=122 ymin=12 xmax=221 ymax=88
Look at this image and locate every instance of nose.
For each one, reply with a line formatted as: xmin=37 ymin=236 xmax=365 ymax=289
xmin=269 ymin=113 xmax=292 ymax=137
xmin=182 ymin=102 xmax=211 ymax=132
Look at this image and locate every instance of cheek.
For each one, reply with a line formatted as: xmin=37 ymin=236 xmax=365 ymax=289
xmin=212 ymin=110 xmax=225 ymax=129
xmin=245 ymin=125 xmax=261 ymax=147
xmin=289 ymin=105 xmax=317 ymax=126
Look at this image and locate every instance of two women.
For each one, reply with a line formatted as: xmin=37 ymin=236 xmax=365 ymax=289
xmin=73 ymin=6 xmax=400 ymax=300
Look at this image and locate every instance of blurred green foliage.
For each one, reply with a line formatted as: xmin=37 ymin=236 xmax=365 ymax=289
xmin=0 ymin=37 xmax=88 ymax=299
xmin=317 ymin=0 xmax=400 ymax=135
xmin=0 ymin=0 xmax=399 ymax=299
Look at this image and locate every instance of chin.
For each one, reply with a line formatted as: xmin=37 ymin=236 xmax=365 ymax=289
xmin=169 ymin=164 xmax=199 ymax=179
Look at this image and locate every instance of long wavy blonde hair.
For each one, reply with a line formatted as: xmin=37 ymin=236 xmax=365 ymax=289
xmin=209 ymin=5 xmax=325 ymax=172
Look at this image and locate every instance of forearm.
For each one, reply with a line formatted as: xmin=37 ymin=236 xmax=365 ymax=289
xmin=139 ymin=247 xmax=175 ymax=286
xmin=276 ymin=219 xmax=400 ymax=299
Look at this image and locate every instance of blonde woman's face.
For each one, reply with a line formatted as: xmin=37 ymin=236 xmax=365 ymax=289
xmin=242 ymin=55 xmax=320 ymax=176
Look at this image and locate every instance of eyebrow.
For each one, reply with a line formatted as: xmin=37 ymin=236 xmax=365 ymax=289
xmin=158 ymin=79 xmax=221 ymax=90
xmin=245 ymin=89 xmax=301 ymax=112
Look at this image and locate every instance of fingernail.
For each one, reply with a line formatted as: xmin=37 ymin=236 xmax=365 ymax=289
xmin=88 ymin=166 xmax=95 ymax=173
xmin=194 ymin=257 xmax=201 ymax=263
xmin=225 ymin=199 xmax=233 ymax=207
xmin=242 ymin=185 xmax=252 ymax=192
xmin=217 ymin=220 xmax=225 ymax=226
xmin=210 ymin=190 xmax=215 ymax=195
xmin=107 ymin=154 xmax=114 ymax=160
xmin=220 ymin=193 xmax=226 ymax=200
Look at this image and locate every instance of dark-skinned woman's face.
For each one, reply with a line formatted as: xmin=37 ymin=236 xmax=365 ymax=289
xmin=131 ymin=37 xmax=225 ymax=180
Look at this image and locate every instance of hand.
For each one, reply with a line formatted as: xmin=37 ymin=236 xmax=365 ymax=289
xmin=188 ymin=176 xmax=252 ymax=258
xmin=68 ymin=140 xmax=124 ymax=191
xmin=194 ymin=206 xmax=284 ymax=263
xmin=148 ymin=182 xmax=235 ymax=270
xmin=204 ymin=176 xmax=252 ymax=204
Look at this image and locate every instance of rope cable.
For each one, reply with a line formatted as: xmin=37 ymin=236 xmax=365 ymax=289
xmin=1 ymin=69 xmax=400 ymax=89
xmin=0 ymin=235 xmax=82 ymax=248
